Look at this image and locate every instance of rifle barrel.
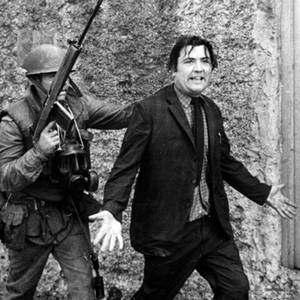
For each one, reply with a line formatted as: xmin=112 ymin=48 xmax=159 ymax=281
xmin=78 ymin=0 xmax=104 ymax=46
xmin=32 ymin=0 xmax=104 ymax=143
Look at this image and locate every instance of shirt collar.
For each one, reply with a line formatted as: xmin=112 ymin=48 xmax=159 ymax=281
xmin=174 ymin=85 xmax=192 ymax=109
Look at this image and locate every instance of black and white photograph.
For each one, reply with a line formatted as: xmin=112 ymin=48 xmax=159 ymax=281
xmin=0 ymin=0 xmax=299 ymax=299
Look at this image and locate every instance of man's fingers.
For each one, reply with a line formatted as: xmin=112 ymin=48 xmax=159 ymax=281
xmin=93 ymin=226 xmax=106 ymax=245
xmin=281 ymin=209 xmax=294 ymax=219
xmin=90 ymin=211 xmax=122 ymax=251
xmin=279 ymin=206 xmax=297 ymax=219
xmin=282 ymin=201 xmax=297 ymax=217
xmin=89 ymin=211 xmax=105 ymax=221
xmin=101 ymin=234 xmax=111 ymax=252
xmin=274 ymin=206 xmax=288 ymax=218
xmin=284 ymin=205 xmax=297 ymax=217
xmin=89 ymin=214 xmax=97 ymax=221
xmin=117 ymin=235 xmax=124 ymax=250
xmin=285 ymin=201 xmax=297 ymax=209
xmin=89 ymin=210 xmax=114 ymax=221
xmin=109 ymin=235 xmax=116 ymax=251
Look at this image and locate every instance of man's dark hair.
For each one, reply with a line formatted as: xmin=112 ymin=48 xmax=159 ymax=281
xmin=167 ymin=35 xmax=218 ymax=71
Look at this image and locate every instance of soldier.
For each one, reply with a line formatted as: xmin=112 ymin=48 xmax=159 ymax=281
xmin=0 ymin=44 xmax=132 ymax=299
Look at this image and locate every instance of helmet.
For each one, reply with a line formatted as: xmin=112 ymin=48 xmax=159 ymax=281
xmin=22 ymin=44 xmax=66 ymax=76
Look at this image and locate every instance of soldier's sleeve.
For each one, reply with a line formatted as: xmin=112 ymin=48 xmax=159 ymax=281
xmin=83 ymin=94 xmax=133 ymax=130
xmin=0 ymin=116 xmax=48 ymax=192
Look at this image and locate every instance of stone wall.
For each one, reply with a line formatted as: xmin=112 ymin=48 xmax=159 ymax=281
xmin=0 ymin=0 xmax=299 ymax=299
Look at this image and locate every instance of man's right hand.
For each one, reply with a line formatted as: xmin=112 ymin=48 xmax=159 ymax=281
xmin=36 ymin=121 xmax=60 ymax=156
xmin=89 ymin=210 xmax=123 ymax=252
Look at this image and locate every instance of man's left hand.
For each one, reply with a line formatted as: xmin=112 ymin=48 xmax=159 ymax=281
xmin=265 ymin=184 xmax=297 ymax=218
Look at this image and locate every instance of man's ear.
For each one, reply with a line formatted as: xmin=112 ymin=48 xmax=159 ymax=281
xmin=171 ymin=69 xmax=176 ymax=79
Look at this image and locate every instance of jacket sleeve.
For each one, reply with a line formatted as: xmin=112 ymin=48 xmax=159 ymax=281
xmin=0 ymin=116 xmax=48 ymax=192
xmin=219 ymin=113 xmax=271 ymax=205
xmin=102 ymin=102 xmax=151 ymax=221
xmin=84 ymin=94 xmax=133 ymax=129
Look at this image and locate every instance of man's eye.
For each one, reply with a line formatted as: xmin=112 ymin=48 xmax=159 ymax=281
xmin=202 ymin=59 xmax=211 ymax=64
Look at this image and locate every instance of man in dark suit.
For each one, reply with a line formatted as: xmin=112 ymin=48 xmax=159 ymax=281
xmin=90 ymin=35 xmax=296 ymax=300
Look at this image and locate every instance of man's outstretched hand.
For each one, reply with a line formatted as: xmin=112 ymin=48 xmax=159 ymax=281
xmin=265 ymin=184 xmax=297 ymax=218
xmin=89 ymin=210 xmax=123 ymax=252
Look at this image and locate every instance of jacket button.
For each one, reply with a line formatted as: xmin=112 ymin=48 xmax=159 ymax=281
xmin=191 ymin=179 xmax=196 ymax=184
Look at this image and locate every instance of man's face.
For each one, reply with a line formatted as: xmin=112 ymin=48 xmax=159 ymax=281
xmin=173 ymin=45 xmax=213 ymax=97
xmin=40 ymin=72 xmax=56 ymax=92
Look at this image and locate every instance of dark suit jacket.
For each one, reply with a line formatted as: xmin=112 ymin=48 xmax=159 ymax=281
xmin=103 ymin=84 xmax=271 ymax=256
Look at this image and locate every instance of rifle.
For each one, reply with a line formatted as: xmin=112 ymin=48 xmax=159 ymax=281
xmin=33 ymin=0 xmax=104 ymax=143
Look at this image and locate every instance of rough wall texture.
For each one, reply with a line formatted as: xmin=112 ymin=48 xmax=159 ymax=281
xmin=0 ymin=0 xmax=299 ymax=299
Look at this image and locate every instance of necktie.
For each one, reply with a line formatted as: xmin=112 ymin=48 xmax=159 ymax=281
xmin=190 ymin=97 xmax=205 ymax=183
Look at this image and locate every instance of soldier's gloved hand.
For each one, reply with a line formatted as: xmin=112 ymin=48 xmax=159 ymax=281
xmin=57 ymin=90 xmax=67 ymax=102
xmin=36 ymin=121 xmax=60 ymax=156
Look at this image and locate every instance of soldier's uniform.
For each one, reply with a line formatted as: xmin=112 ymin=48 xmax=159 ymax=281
xmin=0 ymin=44 xmax=132 ymax=299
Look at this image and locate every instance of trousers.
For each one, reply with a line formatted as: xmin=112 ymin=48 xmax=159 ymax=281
xmin=132 ymin=216 xmax=249 ymax=300
xmin=4 ymin=219 xmax=94 ymax=300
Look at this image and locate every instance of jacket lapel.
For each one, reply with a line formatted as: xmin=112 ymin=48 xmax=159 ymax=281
xmin=166 ymin=86 xmax=196 ymax=149
xmin=164 ymin=85 xmax=218 ymax=154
